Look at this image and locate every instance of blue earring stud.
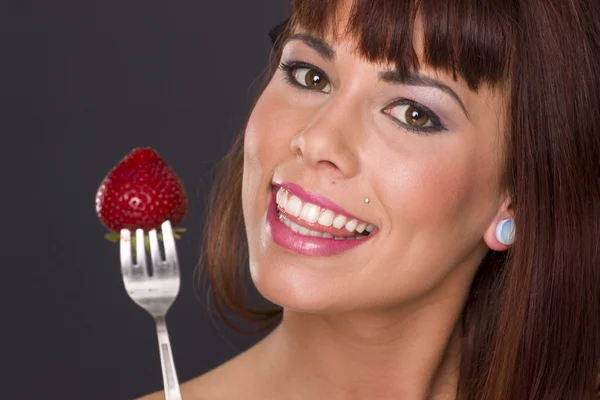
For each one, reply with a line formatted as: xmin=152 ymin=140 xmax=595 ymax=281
xmin=495 ymin=219 xmax=515 ymax=245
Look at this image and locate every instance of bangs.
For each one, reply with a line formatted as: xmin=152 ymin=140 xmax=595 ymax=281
xmin=290 ymin=0 xmax=516 ymax=90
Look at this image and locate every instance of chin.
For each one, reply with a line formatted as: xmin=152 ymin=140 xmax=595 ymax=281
xmin=248 ymin=254 xmax=347 ymax=313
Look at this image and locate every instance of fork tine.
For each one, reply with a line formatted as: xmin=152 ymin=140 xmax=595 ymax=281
xmin=148 ymin=228 xmax=163 ymax=266
xmin=135 ymin=228 xmax=147 ymax=269
xmin=161 ymin=220 xmax=179 ymax=266
xmin=119 ymin=221 xmax=182 ymax=398
xmin=120 ymin=229 xmax=133 ymax=267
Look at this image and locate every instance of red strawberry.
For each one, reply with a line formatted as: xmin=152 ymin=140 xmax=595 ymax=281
xmin=95 ymin=147 xmax=188 ymax=232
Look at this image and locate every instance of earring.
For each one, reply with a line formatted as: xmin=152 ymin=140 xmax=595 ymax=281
xmin=364 ymin=198 xmax=370 ymax=204
xmin=495 ymin=219 xmax=515 ymax=245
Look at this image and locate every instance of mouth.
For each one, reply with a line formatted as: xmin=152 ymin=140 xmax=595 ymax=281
xmin=275 ymin=185 xmax=376 ymax=239
xmin=266 ymin=183 xmax=378 ymax=256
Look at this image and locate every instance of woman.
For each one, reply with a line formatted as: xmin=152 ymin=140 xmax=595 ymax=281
xmin=144 ymin=0 xmax=600 ymax=398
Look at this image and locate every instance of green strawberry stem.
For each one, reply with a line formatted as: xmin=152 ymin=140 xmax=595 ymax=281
xmin=104 ymin=227 xmax=187 ymax=258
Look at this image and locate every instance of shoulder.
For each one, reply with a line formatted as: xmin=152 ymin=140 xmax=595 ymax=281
xmin=135 ymin=372 xmax=234 ymax=400
xmin=135 ymin=376 xmax=222 ymax=400
xmin=135 ymin=345 xmax=268 ymax=400
xmin=135 ymin=367 xmax=239 ymax=400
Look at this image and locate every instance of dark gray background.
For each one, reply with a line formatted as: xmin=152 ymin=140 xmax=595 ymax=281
xmin=1 ymin=2 xmax=289 ymax=399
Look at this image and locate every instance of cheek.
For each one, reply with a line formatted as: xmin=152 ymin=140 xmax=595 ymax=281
xmin=357 ymin=141 xmax=500 ymax=300
xmin=372 ymin=138 xmax=499 ymax=235
xmin=244 ymin=86 xmax=293 ymax=175
xmin=242 ymin=85 xmax=296 ymax=228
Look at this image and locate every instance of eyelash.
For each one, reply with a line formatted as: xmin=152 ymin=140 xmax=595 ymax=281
xmin=279 ymin=60 xmax=329 ymax=92
xmin=382 ymin=99 xmax=447 ymax=134
xmin=278 ymin=60 xmax=447 ymax=134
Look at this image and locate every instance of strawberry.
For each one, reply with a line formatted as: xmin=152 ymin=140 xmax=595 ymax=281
xmin=95 ymin=147 xmax=188 ymax=233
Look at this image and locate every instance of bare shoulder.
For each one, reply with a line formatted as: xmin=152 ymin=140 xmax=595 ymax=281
xmin=135 ymin=371 xmax=237 ymax=400
xmin=135 ymin=346 xmax=267 ymax=400
xmin=134 ymin=375 xmax=225 ymax=400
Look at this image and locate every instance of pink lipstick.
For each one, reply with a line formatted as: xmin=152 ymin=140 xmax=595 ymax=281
xmin=273 ymin=181 xmax=360 ymax=221
xmin=266 ymin=185 xmax=376 ymax=257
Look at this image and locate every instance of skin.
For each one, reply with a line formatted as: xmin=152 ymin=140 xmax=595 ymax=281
xmin=140 ymin=6 xmax=513 ymax=400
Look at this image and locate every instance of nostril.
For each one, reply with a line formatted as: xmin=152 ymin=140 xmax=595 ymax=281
xmin=316 ymin=160 xmax=340 ymax=171
xmin=290 ymin=128 xmax=358 ymax=177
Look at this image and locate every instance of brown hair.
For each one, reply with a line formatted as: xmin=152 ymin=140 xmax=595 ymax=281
xmin=202 ymin=0 xmax=600 ymax=398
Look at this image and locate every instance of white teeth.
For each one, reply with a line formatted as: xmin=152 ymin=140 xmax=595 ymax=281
xmin=355 ymin=222 xmax=367 ymax=233
xmin=284 ymin=195 xmax=303 ymax=217
xmin=317 ymin=210 xmax=335 ymax=227
xmin=278 ymin=212 xmax=324 ymax=238
xmin=299 ymin=203 xmax=311 ymax=221
xmin=298 ymin=226 xmax=311 ymax=235
xmin=332 ymin=215 xmax=347 ymax=229
xmin=276 ymin=189 xmax=288 ymax=208
xmin=300 ymin=203 xmax=321 ymax=223
xmin=290 ymin=220 xmax=301 ymax=233
xmin=345 ymin=219 xmax=358 ymax=232
xmin=276 ymin=187 xmax=375 ymax=235
xmin=323 ymin=233 xmax=333 ymax=238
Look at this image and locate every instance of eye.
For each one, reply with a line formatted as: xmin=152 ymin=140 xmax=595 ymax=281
xmin=293 ymin=68 xmax=330 ymax=92
xmin=388 ymin=104 xmax=432 ymax=128
xmin=279 ymin=61 xmax=331 ymax=93
xmin=382 ymin=100 xmax=446 ymax=133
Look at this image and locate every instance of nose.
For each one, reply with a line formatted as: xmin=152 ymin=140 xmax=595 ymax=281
xmin=289 ymin=97 xmax=360 ymax=179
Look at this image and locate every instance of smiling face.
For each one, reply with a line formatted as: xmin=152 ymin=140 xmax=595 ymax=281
xmin=241 ymin=16 xmax=511 ymax=313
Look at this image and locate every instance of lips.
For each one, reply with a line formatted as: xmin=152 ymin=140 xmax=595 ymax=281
xmin=265 ymin=182 xmax=377 ymax=256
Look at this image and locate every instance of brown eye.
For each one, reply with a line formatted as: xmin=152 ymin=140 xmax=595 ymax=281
xmin=405 ymin=106 xmax=430 ymax=127
xmin=388 ymin=104 xmax=433 ymax=129
xmin=292 ymin=67 xmax=331 ymax=93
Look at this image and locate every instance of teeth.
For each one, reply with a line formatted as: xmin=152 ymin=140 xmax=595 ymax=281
xmin=276 ymin=189 xmax=288 ymax=208
xmin=276 ymin=187 xmax=375 ymax=235
xmin=278 ymin=213 xmax=322 ymax=238
xmin=281 ymin=214 xmax=292 ymax=228
xmin=355 ymin=222 xmax=367 ymax=233
xmin=345 ymin=219 xmax=358 ymax=232
xmin=332 ymin=215 xmax=347 ymax=229
xmin=284 ymin=195 xmax=303 ymax=217
xmin=298 ymin=226 xmax=310 ymax=235
xmin=317 ymin=210 xmax=335 ymax=227
xmin=300 ymin=203 xmax=320 ymax=223
xmin=290 ymin=220 xmax=300 ymax=233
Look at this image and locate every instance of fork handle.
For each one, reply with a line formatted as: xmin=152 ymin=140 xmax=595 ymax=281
xmin=154 ymin=316 xmax=182 ymax=400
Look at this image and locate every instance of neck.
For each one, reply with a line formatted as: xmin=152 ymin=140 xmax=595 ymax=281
xmin=257 ymin=293 xmax=465 ymax=400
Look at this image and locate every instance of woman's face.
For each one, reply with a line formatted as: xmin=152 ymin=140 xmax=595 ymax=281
xmin=242 ymin=22 xmax=510 ymax=313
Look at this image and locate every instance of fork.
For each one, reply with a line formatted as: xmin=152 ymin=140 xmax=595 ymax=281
xmin=120 ymin=220 xmax=182 ymax=400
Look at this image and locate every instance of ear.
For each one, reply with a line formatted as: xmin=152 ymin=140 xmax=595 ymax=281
xmin=483 ymin=196 xmax=514 ymax=251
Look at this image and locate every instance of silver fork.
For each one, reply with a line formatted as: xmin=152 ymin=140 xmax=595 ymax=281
xmin=120 ymin=220 xmax=182 ymax=400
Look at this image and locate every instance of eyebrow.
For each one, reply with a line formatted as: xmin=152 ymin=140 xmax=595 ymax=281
xmin=285 ymin=33 xmax=335 ymax=61
xmin=379 ymin=71 xmax=470 ymax=120
xmin=285 ymin=33 xmax=470 ymax=120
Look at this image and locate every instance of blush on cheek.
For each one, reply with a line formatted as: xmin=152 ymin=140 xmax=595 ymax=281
xmin=244 ymin=122 xmax=262 ymax=165
xmin=388 ymin=158 xmax=476 ymax=226
xmin=245 ymin=92 xmax=291 ymax=158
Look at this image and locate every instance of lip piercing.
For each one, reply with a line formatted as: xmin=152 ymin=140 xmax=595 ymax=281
xmin=364 ymin=198 xmax=370 ymax=204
